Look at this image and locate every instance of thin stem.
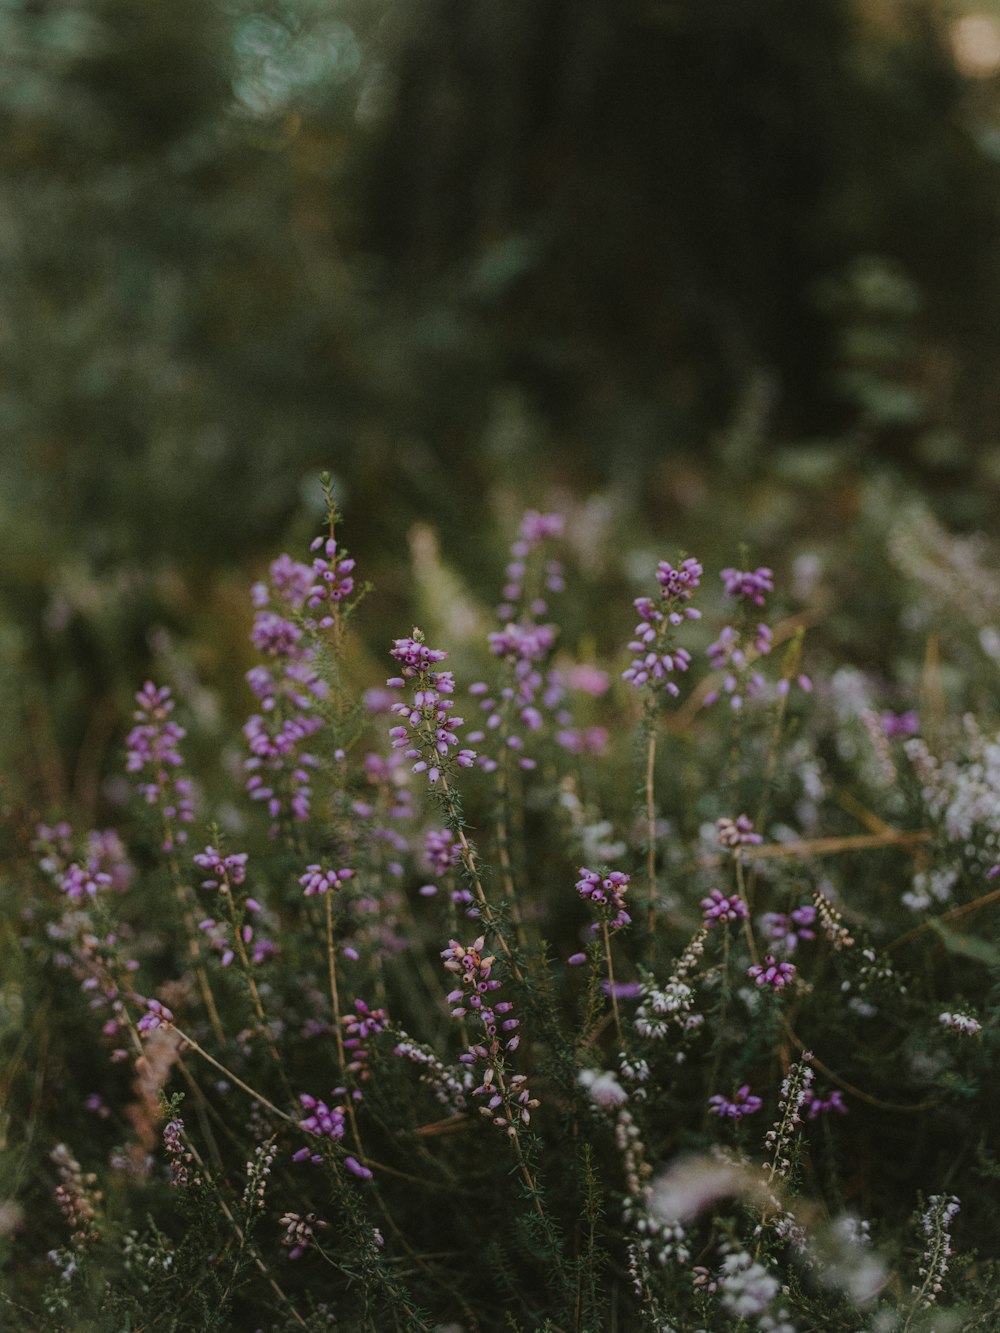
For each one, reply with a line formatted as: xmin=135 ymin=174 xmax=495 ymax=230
xmin=602 ymin=921 xmax=623 ymax=1049
xmin=439 ymin=773 xmax=523 ymax=982
xmin=644 ymin=723 xmax=657 ymax=956
xmin=170 ymin=1025 xmax=297 ymax=1126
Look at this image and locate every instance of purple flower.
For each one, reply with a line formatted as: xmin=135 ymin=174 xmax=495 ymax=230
xmin=806 ymin=1090 xmax=848 ymax=1118
xmin=497 ymin=512 xmax=564 ymax=619
xmin=656 ymin=558 xmax=704 ymax=600
xmin=716 ymin=815 xmax=762 ymax=850
xmin=125 ymin=682 xmax=194 ymax=849
xmin=58 ymin=863 xmax=112 ymax=901
xmin=299 ymin=865 xmax=355 ymax=896
xmin=720 ymin=566 xmax=774 ymax=606
xmin=703 ymin=624 xmax=772 ymax=710
xmin=881 ymin=709 xmax=920 ymax=739
xmin=342 ymin=999 xmax=388 ymax=1077
xmin=747 ymin=955 xmax=797 ymax=991
xmin=622 ymin=557 xmax=702 ymax=694
xmin=576 ymin=867 xmax=632 ymax=931
xmin=387 ymin=634 xmax=476 ymax=783
xmin=759 ymin=905 xmax=816 ymax=955
xmin=708 ymin=1084 xmax=763 ymax=1119
xmin=425 ymin=828 xmax=460 ymax=877
xmin=305 ymin=535 xmax=356 ymax=628
xmin=701 ymin=889 xmax=748 ymax=926
xmin=137 ymin=998 xmax=174 ymax=1033
xmin=193 ymin=846 xmax=248 ymax=892
xmin=297 ymin=1092 xmax=347 ymax=1142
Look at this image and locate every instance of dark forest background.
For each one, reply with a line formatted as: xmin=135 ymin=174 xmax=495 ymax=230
xmin=3 ymin=0 xmax=1000 ymax=815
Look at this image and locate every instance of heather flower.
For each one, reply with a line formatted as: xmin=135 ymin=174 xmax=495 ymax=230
xmin=576 ymin=866 xmax=631 ymax=931
xmin=717 ymin=1250 xmax=780 ymax=1318
xmin=293 ymin=1091 xmax=355 ymax=1164
xmin=717 ymin=814 xmax=763 ymax=850
xmin=125 ymin=682 xmax=194 ymax=849
xmin=763 ymin=1053 xmax=815 ymax=1181
xmin=299 ymin=864 xmax=355 ymax=896
xmin=58 ymin=863 xmax=112 ymax=901
xmin=701 ymin=888 xmax=748 ymax=926
xmin=708 ymin=1084 xmax=763 ymax=1119
xmin=305 ymin=535 xmax=356 ymax=629
xmin=882 ymin=709 xmax=920 ymax=738
xmin=914 ymin=1195 xmax=960 ymax=1309
xmin=747 ymin=955 xmax=796 ymax=991
xmin=163 ymin=1118 xmax=196 ymax=1188
xmin=720 ymin=566 xmax=774 ymax=606
xmin=425 ymin=828 xmax=460 ymax=877
xmin=387 ymin=634 xmax=476 ymax=783
xmin=703 ymin=623 xmax=771 ymax=709
xmin=759 ymin=905 xmax=816 ymax=955
xmin=496 ymin=510 xmax=564 ymax=620
xmin=137 ymin=998 xmax=174 ymax=1034
xmin=442 ymin=936 xmax=537 ymax=1133
xmin=622 ymin=556 xmax=701 ymax=693
xmin=555 ymin=725 xmax=609 ymax=756
xmin=939 ymin=1010 xmax=982 ymax=1035
xmin=342 ymin=999 xmax=388 ymax=1077
xmin=192 ymin=846 xmax=248 ymax=892
xmin=806 ymin=1090 xmax=848 ymax=1118
xmin=578 ymin=1068 xmax=628 ymax=1109
xmin=280 ymin=1210 xmax=330 ymax=1260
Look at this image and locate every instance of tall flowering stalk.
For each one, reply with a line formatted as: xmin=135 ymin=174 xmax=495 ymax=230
xmin=467 ymin=511 xmax=566 ymax=946
xmin=622 ymin=557 xmax=703 ymax=948
xmin=576 ymin=867 xmax=631 ymax=1044
xmin=386 ymin=629 xmax=522 ymax=979
xmin=126 ymin=682 xmax=194 ymax=853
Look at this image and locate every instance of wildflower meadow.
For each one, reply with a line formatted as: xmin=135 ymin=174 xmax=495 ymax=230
xmin=4 ymin=479 xmax=1000 ymax=1332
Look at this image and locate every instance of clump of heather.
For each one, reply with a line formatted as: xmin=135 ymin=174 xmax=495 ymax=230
xmin=8 ymin=482 xmax=1000 ymax=1331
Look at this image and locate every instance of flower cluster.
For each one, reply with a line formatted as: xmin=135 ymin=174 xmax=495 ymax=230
xmin=244 ymin=553 xmax=329 ymax=830
xmin=280 ymin=1210 xmax=330 ymax=1260
xmin=806 ymin=1089 xmax=848 ymax=1118
xmin=496 ymin=510 xmax=565 ymax=621
xmin=162 ymin=1118 xmax=196 ymax=1188
xmin=701 ymin=888 xmax=748 ymax=926
xmin=622 ymin=556 xmax=702 ymax=692
xmin=617 ymin=1109 xmax=690 ymax=1266
xmin=576 ymin=866 xmax=632 ymax=931
xmin=708 ymin=1084 xmax=762 ymax=1119
xmin=915 ymin=1195 xmax=960 ymax=1308
xmin=442 ymin=936 xmax=537 ymax=1134
xmin=293 ymin=1092 xmax=348 ymax=1164
xmin=299 ymin=864 xmax=355 ymax=896
xmin=747 ymin=955 xmax=796 ymax=992
xmin=717 ymin=814 xmax=763 ymax=851
xmin=703 ymin=623 xmax=772 ymax=710
xmin=125 ymin=682 xmax=194 ymax=850
xmin=193 ymin=846 xmax=249 ymax=892
xmin=720 ymin=566 xmax=774 ymax=606
xmin=759 ymin=905 xmax=816 ymax=955
xmin=388 ymin=634 xmax=476 ymax=784
xmin=634 ymin=930 xmax=707 ymax=1038
xmin=938 ymin=1010 xmax=982 ymax=1035
xmin=467 ymin=513 xmax=569 ymax=771
xmin=198 ymin=898 xmax=275 ymax=968
xmin=305 ymin=533 xmax=356 ymax=629
xmin=764 ymin=1053 xmax=815 ymax=1180
xmin=342 ymin=999 xmax=387 ymax=1077
xmin=137 ymin=998 xmax=174 ymax=1034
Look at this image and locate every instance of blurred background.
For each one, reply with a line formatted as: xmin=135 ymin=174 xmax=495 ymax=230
xmin=3 ymin=0 xmax=1000 ymax=819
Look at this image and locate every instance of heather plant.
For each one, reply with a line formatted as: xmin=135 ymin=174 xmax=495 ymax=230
xmin=5 ymin=482 xmax=1000 ymax=1331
